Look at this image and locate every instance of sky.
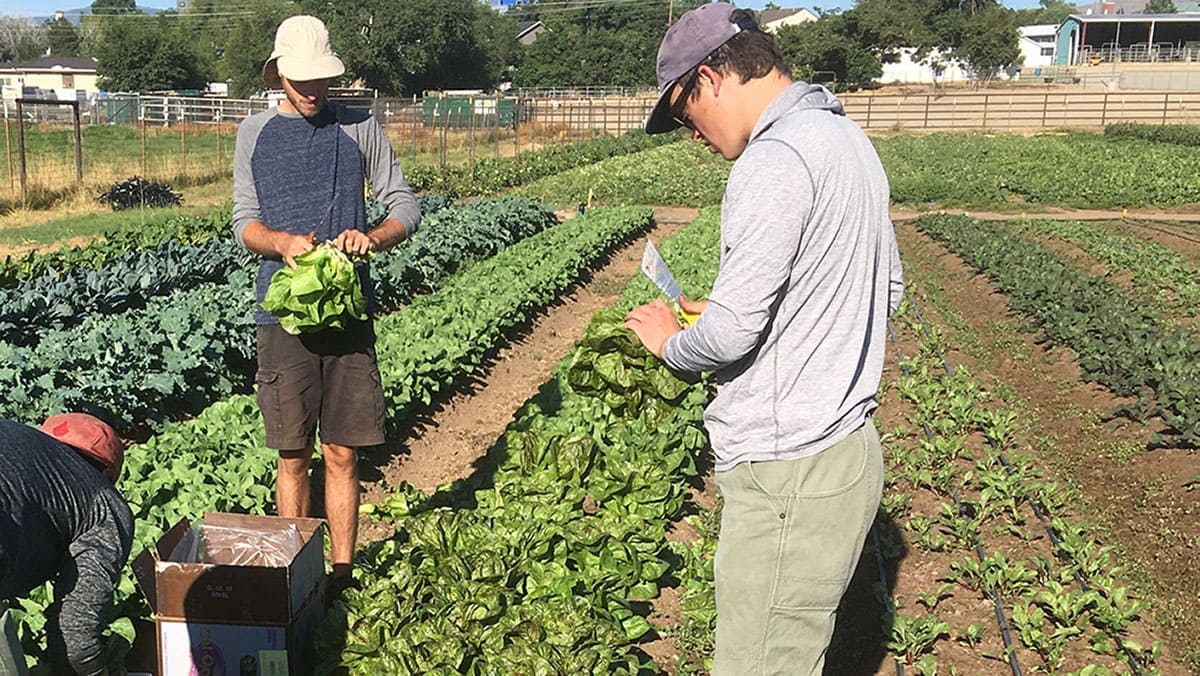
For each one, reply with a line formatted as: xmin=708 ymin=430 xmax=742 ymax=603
xmin=0 ymin=0 xmax=1051 ymax=19
xmin=0 ymin=0 xmax=176 ymax=17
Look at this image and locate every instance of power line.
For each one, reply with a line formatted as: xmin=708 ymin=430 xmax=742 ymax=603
xmin=515 ymin=3 xmax=676 ymax=18
xmin=513 ymin=0 xmax=674 ymax=12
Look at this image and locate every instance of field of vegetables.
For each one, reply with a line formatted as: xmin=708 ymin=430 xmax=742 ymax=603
xmin=6 ymin=123 xmax=1200 ymax=674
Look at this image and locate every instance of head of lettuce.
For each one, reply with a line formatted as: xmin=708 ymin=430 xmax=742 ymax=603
xmin=261 ymin=242 xmax=368 ymax=335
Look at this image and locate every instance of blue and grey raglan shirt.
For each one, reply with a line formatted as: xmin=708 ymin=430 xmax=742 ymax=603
xmin=232 ymin=101 xmax=421 ymax=325
xmin=0 ymin=420 xmax=134 ymax=676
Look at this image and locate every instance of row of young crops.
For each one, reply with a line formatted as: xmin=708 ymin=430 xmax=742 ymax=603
xmin=0 ymin=197 xmax=573 ymax=435
xmin=871 ymin=300 xmax=1164 ymax=674
xmin=0 ymin=127 xmax=674 ymax=284
xmin=916 ymin=214 xmax=1200 ymax=448
xmin=315 ymin=209 xmax=724 ymax=672
xmin=10 ymin=123 xmax=1198 ymax=671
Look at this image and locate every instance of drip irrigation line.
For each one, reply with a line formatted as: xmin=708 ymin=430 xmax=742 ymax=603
xmin=901 ymin=295 xmax=1147 ymax=674
xmin=874 ymin=323 xmax=907 ymax=674
xmin=888 ymin=317 xmax=1024 ymax=676
xmin=988 ymin=448 xmax=1144 ymax=673
xmin=870 ymin=527 xmax=905 ymax=676
xmin=1123 ymin=218 xmax=1200 ymax=247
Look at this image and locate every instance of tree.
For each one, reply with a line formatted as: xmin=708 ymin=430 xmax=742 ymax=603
xmin=474 ymin=8 xmax=521 ymax=87
xmin=93 ymin=13 xmax=211 ymax=91
xmin=512 ymin=0 xmax=704 ymax=88
xmin=848 ymin=0 xmax=1020 ymax=83
xmin=776 ymin=17 xmax=882 ymax=90
xmin=1144 ymin=0 xmax=1176 ymax=12
xmin=954 ymin=4 xmax=1020 ymax=80
xmin=0 ymin=17 xmax=48 ymax=63
xmin=299 ymin=0 xmax=519 ymax=95
xmin=80 ymin=0 xmax=140 ymax=57
xmin=90 ymin=0 xmax=138 ymax=16
xmin=46 ymin=16 xmax=82 ymax=57
xmin=1012 ymin=0 xmax=1075 ymax=26
xmin=851 ymin=0 xmax=941 ymax=61
xmin=216 ymin=0 xmax=295 ymax=98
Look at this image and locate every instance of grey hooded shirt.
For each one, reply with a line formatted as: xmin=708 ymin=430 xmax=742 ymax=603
xmin=663 ymin=82 xmax=904 ymax=472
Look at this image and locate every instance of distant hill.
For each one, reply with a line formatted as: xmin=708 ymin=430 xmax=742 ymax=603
xmin=34 ymin=5 xmax=169 ymax=26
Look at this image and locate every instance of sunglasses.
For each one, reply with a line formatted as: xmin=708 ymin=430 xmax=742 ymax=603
xmin=670 ymin=69 xmax=701 ymax=131
xmin=669 ymin=16 xmax=758 ymax=132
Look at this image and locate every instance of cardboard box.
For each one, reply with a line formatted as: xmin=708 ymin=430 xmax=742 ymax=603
xmin=132 ymin=513 xmax=327 ymax=676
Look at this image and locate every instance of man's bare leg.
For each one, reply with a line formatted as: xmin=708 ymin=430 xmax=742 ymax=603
xmin=277 ymin=444 xmax=314 ymax=517
xmin=322 ymin=442 xmax=358 ymax=569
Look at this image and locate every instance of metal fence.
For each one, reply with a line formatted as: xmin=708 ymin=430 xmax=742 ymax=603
xmin=1078 ymin=42 xmax=1200 ymax=65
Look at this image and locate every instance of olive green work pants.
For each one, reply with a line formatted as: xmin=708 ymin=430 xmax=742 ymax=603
xmin=712 ymin=420 xmax=884 ymax=676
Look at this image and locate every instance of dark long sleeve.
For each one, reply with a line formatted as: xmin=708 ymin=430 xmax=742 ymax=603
xmin=0 ymin=420 xmax=133 ymax=675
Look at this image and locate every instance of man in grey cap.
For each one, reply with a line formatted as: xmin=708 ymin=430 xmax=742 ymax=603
xmin=232 ymin=15 xmax=421 ymax=595
xmin=625 ymin=3 xmax=904 ymax=673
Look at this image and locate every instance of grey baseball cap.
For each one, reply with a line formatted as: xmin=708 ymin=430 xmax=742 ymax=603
xmin=645 ymin=2 xmax=756 ymax=134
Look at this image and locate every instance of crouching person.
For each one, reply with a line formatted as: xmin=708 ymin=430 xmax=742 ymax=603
xmin=0 ymin=414 xmax=133 ymax=676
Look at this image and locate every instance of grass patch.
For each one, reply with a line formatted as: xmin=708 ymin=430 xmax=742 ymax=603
xmin=0 ymin=200 xmax=228 ymax=250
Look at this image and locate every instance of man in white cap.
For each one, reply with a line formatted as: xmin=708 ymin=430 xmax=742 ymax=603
xmin=624 ymin=3 xmax=904 ymax=673
xmin=231 ymin=15 xmax=421 ymax=595
xmin=0 ymin=414 xmax=133 ymax=675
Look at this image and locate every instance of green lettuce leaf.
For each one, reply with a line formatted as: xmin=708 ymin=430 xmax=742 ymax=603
xmin=262 ymin=242 xmax=369 ymax=334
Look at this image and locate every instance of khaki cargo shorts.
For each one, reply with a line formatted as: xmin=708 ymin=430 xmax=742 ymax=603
xmin=254 ymin=320 xmax=386 ymax=450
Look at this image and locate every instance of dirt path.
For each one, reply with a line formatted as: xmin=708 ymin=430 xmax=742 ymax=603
xmin=357 ymin=207 xmax=700 ymax=542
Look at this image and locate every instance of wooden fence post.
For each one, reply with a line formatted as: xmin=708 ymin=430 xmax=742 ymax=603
xmin=72 ymin=102 xmax=82 ymax=185
xmin=141 ymin=117 xmax=148 ymax=177
xmin=3 ymin=116 xmax=11 ymax=192
xmin=15 ymin=100 xmax=25 ymax=199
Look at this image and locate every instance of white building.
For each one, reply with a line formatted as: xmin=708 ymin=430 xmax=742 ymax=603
xmin=878 ymin=49 xmax=973 ymax=84
xmin=0 ymin=57 xmax=99 ymax=103
xmin=759 ymin=8 xmax=818 ymax=33
xmin=1019 ymin=24 xmax=1059 ymax=68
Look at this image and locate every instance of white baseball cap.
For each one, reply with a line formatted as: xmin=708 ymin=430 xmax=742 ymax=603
xmin=263 ymin=15 xmax=345 ymax=87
